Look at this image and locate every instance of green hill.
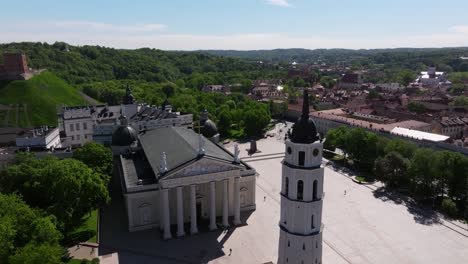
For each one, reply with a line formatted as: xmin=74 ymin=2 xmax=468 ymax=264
xmin=0 ymin=71 xmax=86 ymax=127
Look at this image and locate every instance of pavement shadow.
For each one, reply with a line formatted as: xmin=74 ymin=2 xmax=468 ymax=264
xmin=373 ymin=187 xmax=440 ymax=225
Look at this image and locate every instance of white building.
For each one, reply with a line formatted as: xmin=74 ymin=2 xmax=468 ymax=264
xmin=58 ymin=85 xmax=193 ymax=147
xmin=376 ymin=83 xmax=404 ymax=92
xmin=16 ymin=126 xmax=61 ymax=149
xmin=112 ymin=123 xmax=256 ymax=237
xmin=416 ymin=67 xmax=449 ymax=88
xmin=278 ymin=90 xmax=324 ymax=264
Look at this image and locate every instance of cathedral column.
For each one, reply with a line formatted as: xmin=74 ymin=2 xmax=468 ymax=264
xmin=233 ymin=177 xmax=241 ymax=225
xmin=209 ymin=181 xmax=217 ymax=230
xmin=190 ymin=184 xmax=198 ymax=234
xmin=162 ymin=188 xmax=172 ymax=240
xmin=222 ymin=179 xmax=230 ymax=227
xmin=176 ymin=186 xmax=185 ymax=237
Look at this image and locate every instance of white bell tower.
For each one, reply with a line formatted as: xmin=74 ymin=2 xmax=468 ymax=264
xmin=278 ymin=89 xmax=324 ymax=264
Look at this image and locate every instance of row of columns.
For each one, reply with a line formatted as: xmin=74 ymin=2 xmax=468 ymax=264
xmin=161 ymin=177 xmax=241 ymax=239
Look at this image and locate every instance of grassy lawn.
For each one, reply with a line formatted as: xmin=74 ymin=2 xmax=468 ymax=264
xmin=0 ymin=71 xmax=86 ymax=126
xmin=355 ymin=176 xmax=366 ymax=183
xmin=68 ymin=209 xmax=98 ymax=244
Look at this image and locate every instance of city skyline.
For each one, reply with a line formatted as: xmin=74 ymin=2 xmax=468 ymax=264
xmin=1 ymin=0 xmax=468 ymax=50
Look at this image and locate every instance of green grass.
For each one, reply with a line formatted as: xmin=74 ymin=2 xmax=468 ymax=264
xmin=68 ymin=209 xmax=98 ymax=243
xmin=0 ymin=71 xmax=86 ymax=127
xmin=355 ymin=176 xmax=366 ymax=183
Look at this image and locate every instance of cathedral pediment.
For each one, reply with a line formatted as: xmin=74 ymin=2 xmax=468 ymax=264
xmin=163 ymin=157 xmax=242 ymax=180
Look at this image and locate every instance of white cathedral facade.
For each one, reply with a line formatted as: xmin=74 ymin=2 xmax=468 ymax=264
xmin=111 ymin=118 xmax=256 ymax=238
xmin=278 ymin=89 xmax=324 ymax=264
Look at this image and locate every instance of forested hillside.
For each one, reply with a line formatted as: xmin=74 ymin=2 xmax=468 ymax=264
xmin=0 ymin=42 xmax=282 ymax=85
xmin=201 ymin=47 xmax=468 ymax=69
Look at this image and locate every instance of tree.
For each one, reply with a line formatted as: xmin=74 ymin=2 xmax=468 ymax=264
xmin=162 ymin=83 xmax=176 ymax=98
xmin=0 ymin=194 xmax=63 ymax=263
xmin=384 ymin=139 xmax=417 ymax=159
xmin=8 ymin=243 xmax=63 ymax=264
xmin=408 ymin=102 xmax=426 ymax=114
xmin=374 ymin=151 xmax=409 ymax=187
xmin=450 ymin=96 xmax=468 ymax=107
xmin=408 ymin=148 xmax=437 ymax=200
xmin=0 ymin=156 xmax=110 ymax=232
xmin=73 ymin=142 xmax=113 ymax=179
xmin=342 ymin=128 xmax=378 ymax=171
xmin=217 ymin=110 xmax=232 ymax=135
xmin=320 ymin=76 xmax=336 ymax=89
xmin=243 ymin=107 xmax=270 ymax=137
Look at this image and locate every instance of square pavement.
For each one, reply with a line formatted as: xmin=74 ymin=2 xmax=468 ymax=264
xmin=99 ymin=126 xmax=468 ymax=264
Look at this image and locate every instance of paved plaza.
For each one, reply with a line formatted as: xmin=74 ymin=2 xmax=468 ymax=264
xmin=98 ymin=124 xmax=468 ymax=264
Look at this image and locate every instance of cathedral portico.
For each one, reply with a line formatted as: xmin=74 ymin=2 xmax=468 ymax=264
xmin=113 ymin=125 xmax=256 ymax=237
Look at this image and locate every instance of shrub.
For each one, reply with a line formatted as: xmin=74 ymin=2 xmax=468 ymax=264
xmin=441 ymin=198 xmax=458 ymax=218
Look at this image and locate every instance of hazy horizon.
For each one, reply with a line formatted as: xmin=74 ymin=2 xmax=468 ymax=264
xmin=1 ymin=0 xmax=468 ymax=50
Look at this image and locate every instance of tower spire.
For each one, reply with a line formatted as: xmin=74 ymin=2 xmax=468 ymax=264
xmin=301 ymin=88 xmax=310 ymax=121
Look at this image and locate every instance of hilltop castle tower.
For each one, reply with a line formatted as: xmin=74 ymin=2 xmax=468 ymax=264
xmin=278 ymin=89 xmax=324 ymax=264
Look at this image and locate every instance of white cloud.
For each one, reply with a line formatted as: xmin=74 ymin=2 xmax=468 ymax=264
xmin=265 ymin=0 xmax=291 ymax=7
xmin=6 ymin=20 xmax=167 ymax=33
xmin=450 ymin=25 xmax=468 ymax=34
xmin=1 ymin=22 xmax=467 ymax=50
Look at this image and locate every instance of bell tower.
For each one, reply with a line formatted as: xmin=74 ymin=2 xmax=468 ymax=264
xmin=278 ymin=89 xmax=324 ymax=264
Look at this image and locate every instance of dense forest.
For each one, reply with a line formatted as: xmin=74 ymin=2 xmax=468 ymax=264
xmin=0 ymin=42 xmax=283 ymax=85
xmin=201 ymin=47 xmax=468 ymax=67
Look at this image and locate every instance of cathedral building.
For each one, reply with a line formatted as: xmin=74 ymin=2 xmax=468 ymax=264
xmin=111 ymin=119 xmax=256 ymax=238
xmin=278 ymin=89 xmax=324 ymax=264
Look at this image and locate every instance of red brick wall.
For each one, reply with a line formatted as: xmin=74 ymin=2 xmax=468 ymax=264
xmin=2 ymin=53 xmax=29 ymax=74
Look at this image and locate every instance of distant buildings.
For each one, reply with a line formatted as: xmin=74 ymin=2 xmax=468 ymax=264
xmin=202 ymin=85 xmax=231 ymax=94
xmin=414 ymin=67 xmax=451 ymax=89
xmin=58 ymin=85 xmax=193 ymax=147
xmin=337 ymin=73 xmax=362 ymax=89
xmin=15 ymin=126 xmax=61 ymax=149
xmin=251 ymin=79 xmax=286 ymax=100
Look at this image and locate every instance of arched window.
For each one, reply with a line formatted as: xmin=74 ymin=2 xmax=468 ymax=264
xmin=297 ymin=180 xmax=304 ymax=201
xmin=313 ymin=180 xmax=318 ymax=200
xmin=285 ymin=177 xmax=289 ymax=196
xmin=311 ymin=214 xmax=315 ymax=229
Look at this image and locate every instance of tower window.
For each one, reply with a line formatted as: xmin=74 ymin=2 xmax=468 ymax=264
xmin=285 ymin=177 xmax=289 ymax=196
xmin=298 ymin=151 xmax=305 ymax=166
xmin=302 ymin=243 xmax=305 ymax=250
xmin=313 ymin=148 xmax=319 ymax=157
xmin=311 ymin=214 xmax=315 ymax=229
xmin=297 ymin=180 xmax=304 ymax=201
xmin=288 ymin=240 xmax=290 ymax=247
xmin=313 ymin=180 xmax=318 ymax=200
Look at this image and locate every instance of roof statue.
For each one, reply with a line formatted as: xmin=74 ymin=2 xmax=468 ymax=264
xmin=122 ymin=83 xmax=135 ymax=105
xmin=159 ymin=152 xmax=168 ymax=174
xmin=289 ymin=89 xmax=320 ymax=144
xmin=198 ymin=133 xmax=205 ymax=156
xmin=233 ymin=143 xmax=240 ymax=163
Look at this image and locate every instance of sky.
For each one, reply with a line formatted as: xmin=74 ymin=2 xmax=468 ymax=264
xmin=1 ymin=0 xmax=468 ymax=50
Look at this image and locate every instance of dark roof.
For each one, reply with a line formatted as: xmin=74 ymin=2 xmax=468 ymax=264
xmin=139 ymin=127 xmax=234 ymax=176
xmin=289 ymin=89 xmax=320 ymax=144
xmin=341 ymin=73 xmax=360 ymax=83
xmin=112 ymin=125 xmax=138 ymax=146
